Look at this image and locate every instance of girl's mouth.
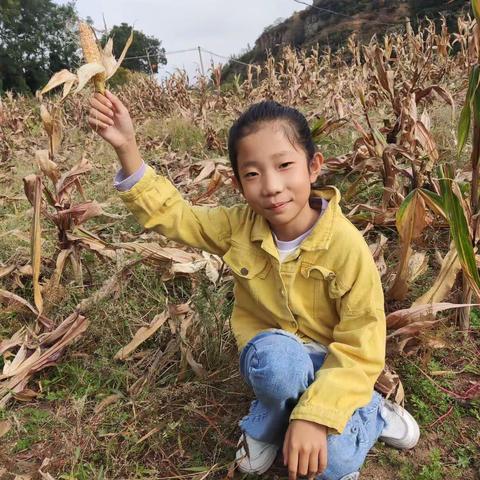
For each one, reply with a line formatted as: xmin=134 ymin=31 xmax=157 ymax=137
xmin=267 ymin=201 xmax=290 ymax=212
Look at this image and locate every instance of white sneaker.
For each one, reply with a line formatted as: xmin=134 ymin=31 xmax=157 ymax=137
xmin=379 ymin=399 xmax=420 ymax=449
xmin=235 ymin=432 xmax=278 ymax=474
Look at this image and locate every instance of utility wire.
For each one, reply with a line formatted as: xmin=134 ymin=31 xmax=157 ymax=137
xmin=293 ymin=0 xmax=350 ymax=18
xmin=123 ymin=46 xmax=254 ymax=68
xmin=124 ymin=47 xmax=198 ymax=61
xmin=199 ymin=48 xmax=253 ymax=67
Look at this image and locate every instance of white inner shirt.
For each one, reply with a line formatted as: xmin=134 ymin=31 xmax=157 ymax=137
xmin=273 ymin=197 xmax=329 ymax=263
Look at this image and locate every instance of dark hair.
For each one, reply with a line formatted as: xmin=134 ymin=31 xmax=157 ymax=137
xmin=227 ymin=100 xmax=316 ymax=183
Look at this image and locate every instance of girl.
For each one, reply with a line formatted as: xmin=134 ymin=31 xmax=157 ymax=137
xmin=88 ymin=91 xmax=419 ymax=480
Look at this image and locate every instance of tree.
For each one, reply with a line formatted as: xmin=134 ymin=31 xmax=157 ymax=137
xmin=102 ymin=23 xmax=166 ymax=75
xmin=0 ymin=0 xmax=80 ymax=94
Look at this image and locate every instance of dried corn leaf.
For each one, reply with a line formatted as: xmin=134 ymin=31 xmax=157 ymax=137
xmin=171 ymin=259 xmax=207 ymax=275
xmin=114 ymin=310 xmax=169 ymax=360
xmin=415 ymin=121 xmax=439 ymax=168
xmin=388 ymin=318 xmax=441 ymax=338
xmin=115 ymin=242 xmax=199 ymax=264
xmin=0 ymin=328 xmax=26 ymax=355
xmin=192 ymin=170 xmax=223 ymax=204
xmin=413 ymin=244 xmax=461 ymax=305
xmin=13 ymin=388 xmax=38 ymax=402
xmin=31 ymin=174 xmax=43 ymax=317
xmin=40 ymin=69 xmax=77 ymax=99
xmin=1 ymin=346 xmax=41 ymax=379
xmin=40 ymin=104 xmax=62 ymax=155
xmin=192 ymin=161 xmax=216 ymax=184
xmin=0 ymin=290 xmax=53 ymax=329
xmin=75 ymin=62 xmax=106 ymax=94
xmin=56 ymin=156 xmax=93 ymax=198
xmin=369 ymin=234 xmax=388 ymax=277
xmin=0 ymin=420 xmax=11 ymax=438
xmin=58 ymin=201 xmax=103 ymax=225
xmin=76 ymin=259 xmax=138 ymax=314
xmin=374 ymin=366 xmax=404 ymax=404
xmin=407 ymin=251 xmax=428 ymax=283
xmin=101 ymin=30 xmax=134 ymax=79
xmin=0 ymin=313 xmax=88 ymax=408
xmin=185 ymin=348 xmax=207 ymax=379
xmin=0 ymin=265 xmax=16 ymax=279
xmin=44 ymin=248 xmax=71 ymax=295
xmin=388 ymin=190 xmax=430 ymax=300
xmin=35 ymin=150 xmax=60 ymax=186
xmin=94 ymin=393 xmax=122 ymax=414
xmin=387 ymin=302 xmax=479 ymax=330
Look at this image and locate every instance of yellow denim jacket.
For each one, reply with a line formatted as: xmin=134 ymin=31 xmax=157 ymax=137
xmin=118 ymin=165 xmax=386 ymax=434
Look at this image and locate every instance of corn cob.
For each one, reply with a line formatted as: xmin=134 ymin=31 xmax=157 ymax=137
xmin=79 ymin=22 xmax=106 ymax=93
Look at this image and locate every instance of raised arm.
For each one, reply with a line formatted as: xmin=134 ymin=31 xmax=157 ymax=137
xmin=88 ymin=91 xmax=233 ymax=256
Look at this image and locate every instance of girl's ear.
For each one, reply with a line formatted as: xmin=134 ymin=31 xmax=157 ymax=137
xmin=231 ymin=175 xmax=243 ymax=193
xmin=309 ymin=152 xmax=324 ymax=183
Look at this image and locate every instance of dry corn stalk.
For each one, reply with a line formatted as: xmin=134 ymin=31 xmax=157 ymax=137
xmin=79 ymin=22 xmax=106 ymax=93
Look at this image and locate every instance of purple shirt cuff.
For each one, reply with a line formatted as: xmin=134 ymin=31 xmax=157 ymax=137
xmin=114 ymin=162 xmax=147 ymax=191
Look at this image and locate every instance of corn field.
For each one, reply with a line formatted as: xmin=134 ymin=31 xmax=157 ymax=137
xmin=0 ymin=15 xmax=479 ymax=480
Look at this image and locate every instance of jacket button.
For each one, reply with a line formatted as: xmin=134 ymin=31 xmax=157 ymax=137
xmin=240 ymin=267 xmax=249 ymax=276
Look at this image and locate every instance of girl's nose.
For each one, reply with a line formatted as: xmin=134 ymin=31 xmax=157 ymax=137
xmin=261 ymin=173 xmax=283 ymax=196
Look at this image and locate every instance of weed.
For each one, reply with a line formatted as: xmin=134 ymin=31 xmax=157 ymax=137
xmin=12 ymin=407 xmax=54 ymax=453
xmin=165 ymin=117 xmax=205 ymax=154
xmin=417 ymin=448 xmax=444 ymax=480
xmin=40 ymin=356 xmax=130 ymax=401
xmin=193 ymin=277 xmax=235 ymax=370
xmin=470 ymin=308 xmax=480 ymax=329
xmin=400 ymin=362 xmax=453 ymax=425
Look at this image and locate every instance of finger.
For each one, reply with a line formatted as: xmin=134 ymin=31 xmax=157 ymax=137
xmin=105 ymin=90 xmax=126 ymax=113
xmin=89 ymin=108 xmax=114 ymax=126
xmin=297 ymin=449 xmax=310 ymax=477
xmin=89 ymin=96 xmax=114 ymax=118
xmin=288 ymin=448 xmax=299 ymax=480
xmin=88 ymin=115 xmax=110 ymax=131
xmin=93 ymin=92 xmax=114 ymax=109
xmin=89 ymin=108 xmax=114 ymax=127
xmin=318 ymin=447 xmax=328 ymax=475
xmin=307 ymin=450 xmax=319 ymax=480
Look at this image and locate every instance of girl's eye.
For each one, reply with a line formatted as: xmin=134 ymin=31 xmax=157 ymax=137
xmin=244 ymin=172 xmax=258 ymax=178
xmin=279 ymin=162 xmax=293 ymax=169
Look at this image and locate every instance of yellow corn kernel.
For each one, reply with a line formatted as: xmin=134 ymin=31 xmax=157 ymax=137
xmin=79 ymin=22 xmax=106 ymax=93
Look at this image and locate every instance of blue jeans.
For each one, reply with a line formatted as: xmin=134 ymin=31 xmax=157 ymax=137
xmin=239 ymin=330 xmax=386 ymax=480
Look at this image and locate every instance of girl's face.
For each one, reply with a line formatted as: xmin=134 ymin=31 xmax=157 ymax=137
xmin=233 ymin=121 xmax=323 ymax=241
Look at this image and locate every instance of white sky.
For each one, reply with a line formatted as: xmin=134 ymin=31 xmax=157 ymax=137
xmin=56 ymin=0 xmax=308 ymax=81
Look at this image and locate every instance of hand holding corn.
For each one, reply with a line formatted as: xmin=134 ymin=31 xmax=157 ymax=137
xmin=88 ymin=91 xmax=143 ymax=176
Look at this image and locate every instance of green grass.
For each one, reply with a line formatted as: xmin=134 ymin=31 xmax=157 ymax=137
xmin=12 ymin=407 xmax=55 ymax=453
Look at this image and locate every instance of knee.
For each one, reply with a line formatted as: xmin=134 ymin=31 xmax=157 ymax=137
xmin=242 ymin=331 xmax=314 ymax=403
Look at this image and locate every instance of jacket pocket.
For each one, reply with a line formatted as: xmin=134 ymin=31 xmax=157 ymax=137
xmin=223 ymin=245 xmax=271 ymax=280
xmin=301 ymin=264 xmax=348 ymax=300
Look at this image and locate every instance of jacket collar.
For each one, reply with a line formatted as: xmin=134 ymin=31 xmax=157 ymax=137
xmin=250 ymin=185 xmax=342 ymax=254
